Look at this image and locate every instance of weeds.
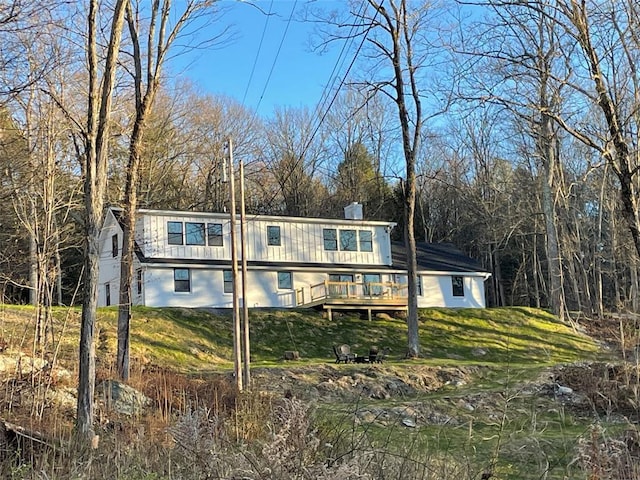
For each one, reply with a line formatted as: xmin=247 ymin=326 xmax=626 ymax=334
xmin=2 ymin=306 xmax=640 ymax=478
xmin=575 ymin=423 xmax=640 ymax=480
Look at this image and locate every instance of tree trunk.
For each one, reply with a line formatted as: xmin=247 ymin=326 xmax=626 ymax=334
xmin=117 ymin=119 xmax=145 ymax=381
xmin=564 ymin=0 xmax=640 ymax=259
xmin=116 ymin=0 xmax=218 ymax=379
xmin=404 ymin=177 xmax=420 ymax=357
xmin=77 ymin=0 xmax=127 ymax=441
xmin=375 ymin=0 xmax=422 ymax=358
xmin=532 ymin=234 xmax=541 ymax=308
xmin=539 ymin=119 xmax=564 ymax=320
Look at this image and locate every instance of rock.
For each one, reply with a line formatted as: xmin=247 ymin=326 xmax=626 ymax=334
xmin=402 ymin=417 xmax=417 ymax=428
xmin=0 ymin=352 xmax=47 ymax=376
xmin=427 ymin=411 xmax=455 ymax=425
xmin=47 ymin=387 xmax=77 ymax=413
xmin=471 ymin=348 xmax=488 ymax=357
xmin=366 ymin=384 xmax=390 ymax=400
xmin=555 ymin=384 xmax=573 ymax=395
xmin=457 ymin=399 xmax=475 ymax=411
xmin=283 ymin=350 xmax=300 ymax=361
xmin=356 ymin=410 xmax=379 ymax=424
xmin=97 ymin=380 xmax=152 ymax=416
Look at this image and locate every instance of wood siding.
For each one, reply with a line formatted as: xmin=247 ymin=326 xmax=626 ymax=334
xmin=97 ymin=209 xmax=487 ymax=309
xmin=138 ymin=211 xmax=394 ymax=266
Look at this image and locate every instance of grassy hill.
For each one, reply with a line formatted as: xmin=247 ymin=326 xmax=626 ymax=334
xmin=0 ymin=305 xmax=600 ymax=370
xmin=1 ymin=305 xmax=619 ymax=480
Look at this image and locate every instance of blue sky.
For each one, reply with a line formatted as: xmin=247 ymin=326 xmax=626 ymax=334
xmin=175 ymin=1 xmax=346 ymax=117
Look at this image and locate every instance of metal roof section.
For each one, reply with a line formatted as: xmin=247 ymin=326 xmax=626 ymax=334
xmin=391 ymin=241 xmax=489 ymax=275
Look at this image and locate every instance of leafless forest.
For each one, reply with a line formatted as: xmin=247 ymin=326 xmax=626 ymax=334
xmin=2 ymin=0 xmax=640 ymax=434
xmin=4 ymin=0 xmax=639 ymax=314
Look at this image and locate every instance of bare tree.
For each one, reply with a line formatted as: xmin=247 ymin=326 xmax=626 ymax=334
xmin=455 ymin=1 xmax=571 ymax=318
xmin=260 ymin=107 xmax=329 ymax=217
xmin=549 ymin=0 xmax=640 ymax=262
xmin=335 ymin=0 xmax=448 ymax=357
xmin=322 ymin=89 xmax=396 ymax=219
xmin=117 ymin=0 xmax=227 ymax=381
xmin=0 ymin=1 xmax=59 ymax=96
xmin=77 ymin=0 xmax=127 ymax=441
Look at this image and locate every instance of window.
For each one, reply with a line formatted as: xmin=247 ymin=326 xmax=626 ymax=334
xmin=111 ymin=234 xmax=118 ymax=257
xmin=168 ymin=221 xmax=183 ymax=245
xmin=223 ymin=270 xmax=233 ymax=294
xmin=323 ymin=229 xmax=337 ymax=251
xmin=105 ymin=283 xmax=111 ymax=306
xmin=136 ymin=270 xmax=142 ymax=295
xmin=452 ymin=276 xmax=464 ymax=297
xmin=394 ymin=274 xmax=422 ymax=296
xmin=174 ymin=268 xmax=191 ymax=292
xmin=207 ymin=223 xmax=223 ymax=246
xmin=363 ymin=273 xmax=382 ymax=296
xmin=330 ymin=274 xmax=354 ymax=283
xmin=186 ymin=222 xmax=205 ymax=245
xmin=340 ymin=229 xmax=357 ymax=251
xmin=329 ymin=273 xmax=353 ymax=296
xmin=267 ymin=225 xmax=281 ymax=246
xmin=359 ymin=230 xmax=373 ymax=252
xmin=277 ymin=271 xmax=292 ymax=289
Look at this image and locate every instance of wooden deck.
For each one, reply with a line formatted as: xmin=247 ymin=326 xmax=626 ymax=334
xmin=296 ymin=281 xmax=408 ymax=321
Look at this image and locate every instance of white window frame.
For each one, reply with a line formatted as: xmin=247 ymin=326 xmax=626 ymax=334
xmin=277 ymin=271 xmax=293 ymax=290
xmin=174 ymin=268 xmax=191 ymax=293
xmin=267 ymin=225 xmax=281 ymax=246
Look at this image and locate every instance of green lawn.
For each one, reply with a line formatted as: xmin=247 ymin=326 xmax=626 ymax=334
xmin=0 ymin=304 xmax=600 ymax=371
xmin=0 ymin=304 xmax=618 ymax=479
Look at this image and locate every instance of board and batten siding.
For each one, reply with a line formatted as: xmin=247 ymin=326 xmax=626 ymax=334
xmin=137 ymin=211 xmax=394 ymax=266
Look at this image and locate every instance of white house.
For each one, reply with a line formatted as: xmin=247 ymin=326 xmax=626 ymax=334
xmin=98 ymin=204 xmax=490 ymax=314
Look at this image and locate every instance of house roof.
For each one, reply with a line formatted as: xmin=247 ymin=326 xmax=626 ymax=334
xmin=391 ymin=241 xmax=488 ymax=274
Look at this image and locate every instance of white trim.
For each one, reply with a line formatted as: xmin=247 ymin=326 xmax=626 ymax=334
xmin=121 ymin=207 xmax=397 ymax=228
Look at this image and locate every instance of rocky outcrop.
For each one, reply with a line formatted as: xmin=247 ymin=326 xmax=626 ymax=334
xmin=97 ymin=379 xmax=152 ymax=416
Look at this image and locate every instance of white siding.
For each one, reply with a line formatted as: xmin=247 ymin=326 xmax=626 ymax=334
xmin=97 ymin=212 xmax=122 ymax=307
xmin=417 ymin=275 xmax=486 ymax=308
xmin=137 ymin=211 xmax=393 ymax=266
xmin=99 ymin=208 xmax=488 ymax=310
xmin=143 ymin=267 xmax=319 ymax=308
xmin=140 ymin=267 xmax=399 ymax=308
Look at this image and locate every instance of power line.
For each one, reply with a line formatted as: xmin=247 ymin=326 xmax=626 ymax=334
xmin=241 ymin=0 xmax=274 ymax=106
xmin=300 ymin=1 xmax=384 ymax=170
xmin=254 ymin=0 xmax=298 ymax=115
xmin=242 ymin=1 xmax=386 ymax=218
xmin=311 ymin=0 xmax=369 ymax=132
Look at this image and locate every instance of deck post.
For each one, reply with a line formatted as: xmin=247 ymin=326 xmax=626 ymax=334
xmin=368 ymin=308 xmax=372 ymax=322
xmin=327 ymin=307 xmax=332 ymax=321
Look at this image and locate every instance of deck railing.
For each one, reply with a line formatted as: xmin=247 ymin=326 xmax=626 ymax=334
xmin=307 ymin=281 xmax=408 ymax=304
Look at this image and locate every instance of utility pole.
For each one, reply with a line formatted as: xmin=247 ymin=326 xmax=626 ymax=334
xmin=228 ymin=139 xmax=243 ymax=391
xmin=239 ymin=158 xmax=250 ymax=387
